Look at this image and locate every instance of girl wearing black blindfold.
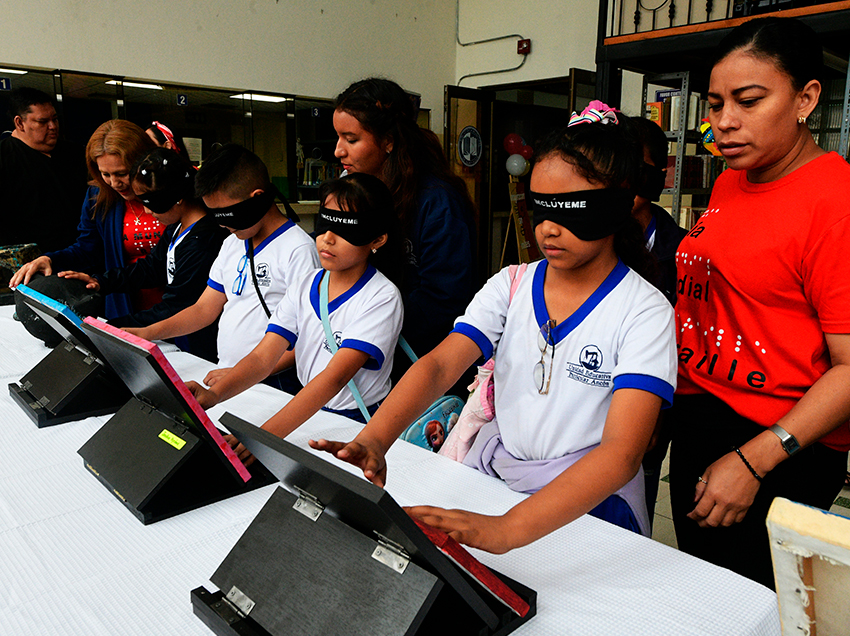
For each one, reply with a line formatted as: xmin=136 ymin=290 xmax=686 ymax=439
xmin=58 ymin=148 xmax=226 ymax=361
xmin=191 ymin=173 xmax=405 ymax=463
xmin=312 ymin=106 xmax=677 ymax=554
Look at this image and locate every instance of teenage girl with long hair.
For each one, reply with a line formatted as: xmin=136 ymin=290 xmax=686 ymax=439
xmin=333 ymin=78 xmax=476 ymax=368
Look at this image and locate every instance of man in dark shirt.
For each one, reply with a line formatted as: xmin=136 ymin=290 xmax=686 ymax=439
xmin=0 ymin=87 xmax=84 ymax=253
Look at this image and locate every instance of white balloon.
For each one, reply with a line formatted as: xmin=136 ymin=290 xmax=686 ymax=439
xmin=506 ymin=153 xmax=527 ymax=176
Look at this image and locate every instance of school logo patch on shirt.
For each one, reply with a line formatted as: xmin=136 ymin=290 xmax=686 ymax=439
xmin=566 ymin=344 xmax=611 ymax=387
xmin=322 ymin=330 xmax=343 ymax=354
xmin=255 ymin=262 xmax=271 ymax=287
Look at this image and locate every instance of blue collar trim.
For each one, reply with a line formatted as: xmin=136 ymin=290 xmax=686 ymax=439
xmin=310 ymin=264 xmax=377 ymax=318
xmin=246 ymin=219 xmax=293 ymax=256
xmin=532 ymin=259 xmax=629 ymax=343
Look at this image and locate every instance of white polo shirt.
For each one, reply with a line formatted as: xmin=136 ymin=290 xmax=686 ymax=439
xmin=453 ymin=259 xmax=676 ymax=461
xmin=207 ymin=220 xmax=319 ymax=366
xmin=267 ymin=265 xmax=403 ymax=411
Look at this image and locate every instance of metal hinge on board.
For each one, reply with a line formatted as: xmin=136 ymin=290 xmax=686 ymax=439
xmin=372 ymin=533 xmax=410 ymax=573
xmin=224 ymin=585 xmax=255 ymax=617
xmin=292 ymin=488 xmax=324 ymax=521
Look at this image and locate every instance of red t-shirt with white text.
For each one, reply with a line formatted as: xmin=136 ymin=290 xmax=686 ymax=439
xmin=676 ymin=152 xmax=850 ymax=451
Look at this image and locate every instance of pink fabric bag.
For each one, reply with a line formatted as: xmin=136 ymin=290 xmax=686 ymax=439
xmin=438 ymin=263 xmax=527 ymax=462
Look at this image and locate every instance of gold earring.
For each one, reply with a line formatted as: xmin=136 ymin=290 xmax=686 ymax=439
xmin=797 ymin=115 xmax=807 ymax=124
xmin=372 ymin=248 xmax=377 ymax=254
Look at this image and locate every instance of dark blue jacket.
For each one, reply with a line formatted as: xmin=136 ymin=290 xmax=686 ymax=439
xmin=45 ymin=186 xmax=133 ymax=318
xmin=649 ymin=203 xmax=687 ymax=307
xmin=99 ymin=214 xmax=227 ymax=361
xmin=402 ymin=177 xmax=476 ymax=358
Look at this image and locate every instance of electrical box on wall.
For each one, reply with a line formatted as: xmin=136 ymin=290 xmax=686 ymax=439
xmin=517 ymin=39 xmax=531 ymax=55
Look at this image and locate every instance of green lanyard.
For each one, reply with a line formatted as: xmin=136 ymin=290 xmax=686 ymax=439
xmin=318 ymin=271 xmax=419 ymax=422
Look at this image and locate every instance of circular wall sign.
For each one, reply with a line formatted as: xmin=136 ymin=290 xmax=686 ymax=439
xmin=457 ymin=125 xmax=483 ymax=168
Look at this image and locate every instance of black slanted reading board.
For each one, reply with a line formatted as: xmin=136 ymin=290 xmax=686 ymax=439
xmin=9 ymin=284 xmax=130 ymax=426
xmin=77 ymin=318 xmax=276 ymax=524
xmin=191 ymin=413 xmax=536 ymax=636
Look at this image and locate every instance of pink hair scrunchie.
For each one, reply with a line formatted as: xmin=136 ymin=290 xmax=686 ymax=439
xmin=568 ymin=100 xmax=619 ymax=127
xmin=151 ymin=121 xmax=179 ymax=153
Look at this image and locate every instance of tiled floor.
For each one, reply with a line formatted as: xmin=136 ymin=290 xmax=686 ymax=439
xmin=650 ymin=450 xmax=850 ymax=549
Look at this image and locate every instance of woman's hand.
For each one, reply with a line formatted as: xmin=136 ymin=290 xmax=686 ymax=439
xmin=9 ymin=256 xmax=53 ymax=287
xmin=186 ymin=380 xmax=220 ymax=410
xmin=405 ymin=506 xmax=515 ymax=554
xmin=57 ymin=270 xmax=100 ymax=291
xmin=204 ymin=367 xmax=232 ymax=388
xmin=687 ymin=450 xmax=761 ymax=527
xmin=309 ymin=436 xmax=388 ymax=487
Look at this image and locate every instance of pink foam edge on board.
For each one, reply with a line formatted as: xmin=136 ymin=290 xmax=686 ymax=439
xmin=83 ymin=317 xmax=252 ymax=483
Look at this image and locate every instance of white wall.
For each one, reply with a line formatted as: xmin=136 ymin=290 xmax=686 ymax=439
xmin=455 ymin=0 xmax=599 ymax=87
xmin=1 ymin=0 xmax=459 ymax=130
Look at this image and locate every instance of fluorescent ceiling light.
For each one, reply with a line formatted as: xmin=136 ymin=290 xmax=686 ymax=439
xmin=230 ymin=93 xmax=288 ymax=103
xmin=105 ymin=80 xmax=163 ymax=90
xmin=0 ymin=68 xmax=28 ymax=75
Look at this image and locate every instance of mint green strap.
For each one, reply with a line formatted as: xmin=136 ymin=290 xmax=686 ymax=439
xmin=398 ymin=335 xmax=418 ymax=364
xmin=319 ymin=272 xmax=372 ymax=422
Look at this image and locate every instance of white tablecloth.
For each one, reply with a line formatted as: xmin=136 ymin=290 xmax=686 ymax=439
xmin=0 ymin=307 xmax=781 ymax=635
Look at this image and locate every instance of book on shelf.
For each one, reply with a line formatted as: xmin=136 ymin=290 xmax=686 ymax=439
xmin=669 ymin=94 xmax=683 ymax=132
xmin=664 ymin=154 xmax=726 ymax=190
xmin=677 ymin=206 xmax=706 ymax=230
xmin=687 ymin=93 xmax=702 ymax=131
xmin=647 ymin=91 xmax=706 ymax=133
xmin=645 ymin=102 xmax=664 ymax=128
xmin=655 ymin=88 xmax=680 ymax=102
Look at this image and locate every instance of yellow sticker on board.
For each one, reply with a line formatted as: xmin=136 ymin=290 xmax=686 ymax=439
xmin=159 ymin=429 xmax=187 ymax=450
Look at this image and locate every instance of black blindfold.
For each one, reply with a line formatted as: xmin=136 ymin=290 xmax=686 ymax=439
xmin=314 ymin=206 xmax=388 ymax=246
xmin=208 ymin=184 xmax=299 ymax=230
xmin=530 ymin=188 xmax=635 ymax=241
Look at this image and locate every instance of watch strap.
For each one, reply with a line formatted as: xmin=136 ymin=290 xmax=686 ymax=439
xmin=769 ymin=424 xmax=801 ymax=456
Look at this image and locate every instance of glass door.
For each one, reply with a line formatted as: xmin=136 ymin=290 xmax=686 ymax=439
xmin=444 ymin=85 xmax=494 ymax=283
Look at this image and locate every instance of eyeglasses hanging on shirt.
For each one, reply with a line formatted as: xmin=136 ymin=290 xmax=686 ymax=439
xmin=232 ymin=254 xmax=249 ymax=295
xmin=231 ymin=242 xmax=272 ymax=318
xmin=533 ymin=319 xmax=557 ymax=395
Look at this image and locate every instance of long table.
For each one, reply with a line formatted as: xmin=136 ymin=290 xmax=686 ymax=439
xmin=0 ymin=306 xmax=781 ymax=635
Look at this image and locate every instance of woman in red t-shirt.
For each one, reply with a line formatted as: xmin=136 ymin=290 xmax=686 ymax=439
xmin=11 ymin=120 xmax=163 ymax=317
xmin=669 ymin=17 xmax=850 ymax=589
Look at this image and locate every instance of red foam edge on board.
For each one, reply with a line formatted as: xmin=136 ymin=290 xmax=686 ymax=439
xmin=83 ymin=317 xmax=252 ymax=483
xmin=413 ymin=518 xmax=530 ymax=617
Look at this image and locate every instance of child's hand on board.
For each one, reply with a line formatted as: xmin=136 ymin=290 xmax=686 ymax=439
xmin=404 ymin=506 xmax=514 ymax=554
xmin=223 ymin=434 xmax=255 ymax=466
xmin=204 ymin=367 xmax=232 ymax=388
xmin=186 ymin=380 xmax=219 ymax=409
xmin=309 ymin=436 xmax=388 ymax=487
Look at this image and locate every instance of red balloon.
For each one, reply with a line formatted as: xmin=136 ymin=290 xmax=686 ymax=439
xmin=519 ymin=145 xmax=533 ymax=160
xmin=503 ymin=133 xmax=523 ymax=154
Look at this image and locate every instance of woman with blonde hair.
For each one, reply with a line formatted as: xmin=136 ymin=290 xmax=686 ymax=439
xmin=11 ymin=119 xmax=160 ymax=317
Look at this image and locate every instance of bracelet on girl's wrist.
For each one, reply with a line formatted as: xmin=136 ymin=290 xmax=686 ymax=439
xmin=734 ymin=447 xmax=763 ymax=483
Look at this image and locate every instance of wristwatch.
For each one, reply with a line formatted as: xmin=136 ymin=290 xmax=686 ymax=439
xmin=769 ymin=424 xmax=801 ymax=456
